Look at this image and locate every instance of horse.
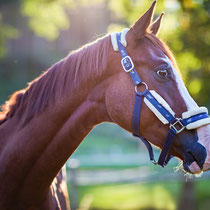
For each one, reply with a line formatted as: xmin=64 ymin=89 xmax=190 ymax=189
xmin=0 ymin=1 xmax=210 ymax=209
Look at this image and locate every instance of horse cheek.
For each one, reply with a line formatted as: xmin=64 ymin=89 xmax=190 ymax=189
xmin=105 ymin=81 xmax=135 ymax=132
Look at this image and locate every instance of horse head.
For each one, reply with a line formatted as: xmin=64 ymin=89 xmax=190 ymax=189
xmin=105 ymin=1 xmax=210 ymax=174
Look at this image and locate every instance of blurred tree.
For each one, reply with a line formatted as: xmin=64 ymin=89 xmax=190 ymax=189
xmin=178 ymin=178 xmax=196 ymax=210
xmin=0 ymin=14 xmax=19 ymax=57
xmin=176 ymin=0 xmax=210 ymax=106
xmin=0 ymin=0 xmax=73 ymax=57
xmin=21 ymin=0 xmax=71 ymax=40
xmin=0 ymin=0 xmax=106 ymax=57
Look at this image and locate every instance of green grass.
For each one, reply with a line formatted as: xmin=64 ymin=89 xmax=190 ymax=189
xmin=72 ymin=135 xmax=140 ymax=156
xmin=71 ymin=123 xmax=142 ymax=156
xmin=69 ymin=181 xmax=181 ymax=210
xmin=195 ymin=180 xmax=210 ymax=210
xmin=68 ymin=179 xmax=210 ymax=210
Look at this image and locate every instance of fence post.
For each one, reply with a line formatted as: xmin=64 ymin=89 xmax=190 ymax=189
xmin=178 ymin=176 xmax=196 ymax=210
xmin=68 ymin=158 xmax=80 ymax=210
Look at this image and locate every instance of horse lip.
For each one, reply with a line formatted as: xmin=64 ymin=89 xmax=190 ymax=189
xmin=183 ymin=161 xmax=192 ymax=173
xmin=182 ymin=151 xmax=196 ymax=174
xmin=189 ymin=142 xmax=207 ymax=170
xmin=187 ymin=151 xmax=204 ymax=170
xmin=183 ymin=143 xmax=207 ymax=173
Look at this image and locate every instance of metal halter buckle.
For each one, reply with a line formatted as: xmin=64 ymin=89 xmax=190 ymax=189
xmin=169 ymin=118 xmax=185 ymax=134
xmin=121 ymin=56 xmax=134 ymax=72
xmin=151 ymin=159 xmax=157 ymax=165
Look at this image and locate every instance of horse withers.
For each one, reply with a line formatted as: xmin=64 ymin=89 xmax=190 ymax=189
xmin=0 ymin=1 xmax=210 ymax=209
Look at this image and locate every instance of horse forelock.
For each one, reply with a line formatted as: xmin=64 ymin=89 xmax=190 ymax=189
xmin=0 ymin=34 xmax=110 ymax=126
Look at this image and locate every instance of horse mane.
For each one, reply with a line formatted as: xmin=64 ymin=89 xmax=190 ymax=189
xmin=0 ymin=34 xmax=110 ymax=126
xmin=0 ymin=32 xmax=181 ymax=127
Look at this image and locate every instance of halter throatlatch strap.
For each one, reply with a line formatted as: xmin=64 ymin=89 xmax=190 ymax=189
xmin=132 ymin=90 xmax=156 ymax=163
xmin=111 ymin=30 xmax=210 ymax=167
xmin=157 ymin=130 xmax=176 ymax=166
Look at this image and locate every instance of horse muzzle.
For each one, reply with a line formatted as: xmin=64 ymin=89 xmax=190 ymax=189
xmin=183 ymin=142 xmax=207 ymax=174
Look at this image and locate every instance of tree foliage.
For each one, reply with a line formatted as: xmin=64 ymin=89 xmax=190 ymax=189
xmin=0 ymin=14 xmax=19 ymax=57
xmin=21 ymin=0 xmax=71 ymax=40
xmin=0 ymin=0 xmax=72 ymax=57
xmin=176 ymin=0 xmax=210 ymax=105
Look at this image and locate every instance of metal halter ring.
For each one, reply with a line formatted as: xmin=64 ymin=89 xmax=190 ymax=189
xmin=135 ymin=82 xmax=148 ymax=96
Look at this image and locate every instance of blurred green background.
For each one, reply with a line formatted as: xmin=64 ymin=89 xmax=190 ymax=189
xmin=0 ymin=0 xmax=209 ymax=210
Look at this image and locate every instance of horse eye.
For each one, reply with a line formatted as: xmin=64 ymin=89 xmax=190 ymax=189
xmin=156 ymin=69 xmax=169 ymax=78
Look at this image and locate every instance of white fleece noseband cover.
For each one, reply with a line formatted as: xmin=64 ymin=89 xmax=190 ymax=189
xmin=111 ymin=28 xmax=129 ymax=51
xmin=182 ymin=107 xmax=210 ymax=130
xmin=144 ymin=90 xmax=210 ymax=129
xmin=144 ymin=90 xmax=175 ymax=124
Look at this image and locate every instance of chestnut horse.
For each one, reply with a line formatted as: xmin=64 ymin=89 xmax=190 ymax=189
xmin=0 ymin=1 xmax=210 ymax=209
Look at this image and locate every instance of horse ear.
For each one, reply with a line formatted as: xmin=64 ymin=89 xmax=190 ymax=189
xmin=150 ymin=12 xmax=164 ymax=36
xmin=132 ymin=0 xmax=156 ymax=38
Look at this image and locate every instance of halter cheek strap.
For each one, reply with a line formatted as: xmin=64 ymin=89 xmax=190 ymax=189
xmin=111 ymin=30 xmax=210 ymax=167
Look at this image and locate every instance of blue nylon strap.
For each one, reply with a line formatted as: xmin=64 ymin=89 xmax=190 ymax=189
xmin=137 ymin=136 xmax=156 ymax=162
xmin=132 ymin=94 xmax=142 ymax=136
xmin=158 ymin=130 xmax=176 ymax=167
xmin=132 ymin=93 xmax=155 ymax=162
xmin=129 ymin=70 xmax=142 ymax=86
xmin=116 ymin=33 xmax=142 ymax=86
xmin=182 ymin=113 xmax=209 ymax=126
xmin=164 ymin=154 xmax=173 ymax=166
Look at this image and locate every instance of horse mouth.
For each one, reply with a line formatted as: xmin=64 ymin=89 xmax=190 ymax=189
xmin=183 ymin=153 xmax=202 ymax=174
xmin=182 ymin=143 xmax=207 ymax=174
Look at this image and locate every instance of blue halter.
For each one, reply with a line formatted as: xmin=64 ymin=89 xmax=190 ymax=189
xmin=116 ymin=32 xmax=210 ymax=167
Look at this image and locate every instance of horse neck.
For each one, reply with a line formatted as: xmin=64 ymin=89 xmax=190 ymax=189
xmin=0 ymin=36 xmax=112 ymax=207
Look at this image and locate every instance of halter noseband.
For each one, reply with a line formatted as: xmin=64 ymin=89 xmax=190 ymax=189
xmin=111 ymin=29 xmax=210 ymax=167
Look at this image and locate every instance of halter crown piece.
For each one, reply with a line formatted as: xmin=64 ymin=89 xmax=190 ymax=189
xmin=111 ymin=29 xmax=210 ymax=167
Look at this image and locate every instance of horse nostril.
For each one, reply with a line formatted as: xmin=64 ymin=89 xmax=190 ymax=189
xmin=185 ymin=150 xmax=196 ymax=165
xmin=184 ymin=142 xmax=207 ymax=170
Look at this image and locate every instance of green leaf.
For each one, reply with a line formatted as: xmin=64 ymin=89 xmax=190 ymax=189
xmin=21 ymin=0 xmax=71 ymax=40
